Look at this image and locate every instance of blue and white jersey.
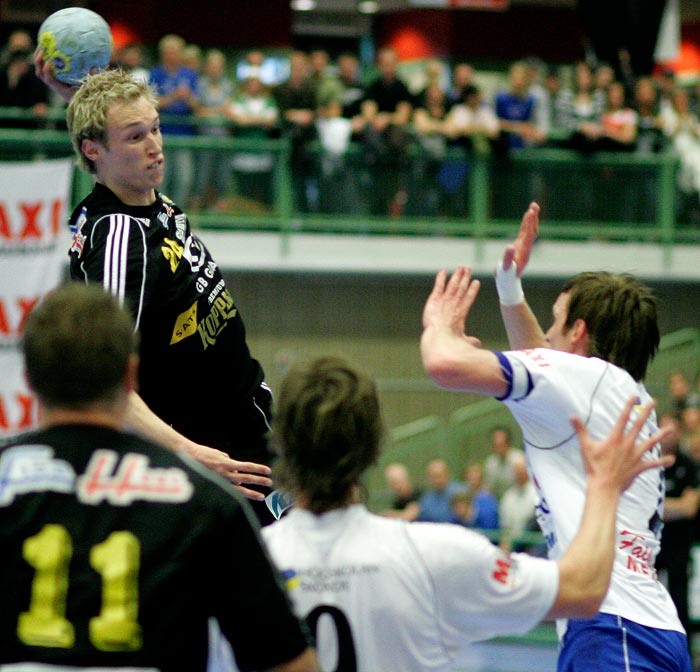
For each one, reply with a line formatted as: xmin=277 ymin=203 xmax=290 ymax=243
xmin=263 ymin=505 xmax=558 ymax=672
xmin=496 ymin=348 xmax=683 ymax=636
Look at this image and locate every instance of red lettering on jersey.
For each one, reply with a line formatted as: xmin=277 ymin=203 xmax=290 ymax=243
xmin=492 ymin=557 xmax=512 ymax=585
xmin=78 ymin=450 xmax=193 ymax=505
xmin=523 ymin=349 xmax=551 ymax=368
xmin=619 ymin=529 xmax=656 ymax=578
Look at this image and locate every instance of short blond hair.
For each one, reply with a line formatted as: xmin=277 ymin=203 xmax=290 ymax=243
xmin=67 ymin=68 xmax=157 ymax=174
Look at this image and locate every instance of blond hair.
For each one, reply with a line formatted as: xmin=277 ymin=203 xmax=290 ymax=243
xmin=67 ymin=68 xmax=157 ymax=174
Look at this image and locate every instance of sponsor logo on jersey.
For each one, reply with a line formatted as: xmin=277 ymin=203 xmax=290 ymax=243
xmin=521 ymin=349 xmax=551 ymax=368
xmin=290 ymin=564 xmax=380 ymax=593
xmin=163 ymin=203 xmax=174 ymax=218
xmin=197 ymin=289 xmax=237 ymax=349
xmin=69 ymin=206 xmax=88 ymax=255
xmin=491 ymin=555 xmax=515 ymax=587
xmin=0 ymin=445 xmax=75 ymax=505
xmin=281 ymin=568 xmax=300 ymax=591
xmin=170 ymin=301 xmax=198 ymax=345
xmin=157 ymin=211 xmax=169 ymax=229
xmin=77 ymin=449 xmax=193 ymax=506
xmin=174 ymin=214 xmax=187 ymax=242
xmin=619 ymin=529 xmax=657 ymax=578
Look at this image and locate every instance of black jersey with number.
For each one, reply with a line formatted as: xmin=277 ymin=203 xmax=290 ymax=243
xmin=68 ymin=185 xmax=268 ymax=461
xmin=0 ymin=424 xmax=310 ymax=671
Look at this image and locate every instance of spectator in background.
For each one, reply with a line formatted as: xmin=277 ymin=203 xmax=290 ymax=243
xmin=412 ymin=58 xmax=448 ymax=110
xmin=598 ymin=80 xmax=638 ymax=150
xmin=681 ymin=405 xmax=700 ymax=451
xmin=633 ymin=76 xmax=665 ymax=154
xmin=0 ymin=29 xmax=32 ymax=68
xmin=447 ymin=61 xmax=475 ymax=108
xmin=149 ymin=33 xmax=200 ymax=208
xmin=273 ymin=50 xmax=316 ymax=212
xmin=441 ymin=83 xmax=500 ymax=216
xmin=0 ymin=47 xmax=48 ymax=127
xmin=228 ymin=72 xmax=279 ymax=210
xmin=192 ymin=48 xmax=234 ymax=211
xmin=410 ymin=81 xmax=451 ymax=216
xmin=593 ymin=62 xmax=616 ymax=99
xmin=483 ymin=425 xmax=523 ymax=500
xmin=668 ymin=371 xmax=700 ymax=419
xmin=525 ymin=56 xmax=550 ymax=136
xmin=499 ymin=452 xmax=538 ymax=551
xmin=360 ymin=46 xmax=413 ymax=215
xmin=308 ymin=48 xmax=333 ymax=106
xmin=554 ymin=61 xmax=607 ymax=151
xmin=660 ymin=86 xmax=700 ymax=225
xmin=445 ymin=84 xmax=501 ymax=149
xmin=417 ymin=458 xmax=467 ymax=523
xmin=656 ymin=414 xmax=700 ymax=640
xmin=461 ymin=462 xmax=499 ymax=530
xmin=115 ymin=44 xmax=150 ymax=84
xmin=328 ymin=51 xmax=365 ymax=121
xmin=494 ymin=60 xmax=546 ymax=150
xmin=542 ymin=66 xmax=564 ymax=139
xmin=493 ymin=60 xmax=546 ymax=218
xmin=630 ymin=75 xmax=666 ymax=225
xmin=315 ymin=97 xmax=360 ymax=214
xmin=381 ymin=461 xmax=422 ymax=521
xmin=182 ymin=43 xmax=202 ymax=75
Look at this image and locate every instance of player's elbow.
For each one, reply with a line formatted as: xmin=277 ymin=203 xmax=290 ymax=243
xmin=548 ymin=567 xmax=608 ymax=620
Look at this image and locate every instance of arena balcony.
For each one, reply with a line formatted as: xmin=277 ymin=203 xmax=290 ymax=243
xmin=0 ymin=106 xmax=697 ymax=280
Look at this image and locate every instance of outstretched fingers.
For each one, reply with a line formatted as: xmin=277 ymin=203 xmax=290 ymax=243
xmin=511 ymin=202 xmax=540 ymax=276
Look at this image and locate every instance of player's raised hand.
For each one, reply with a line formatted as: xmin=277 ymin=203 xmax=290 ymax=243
xmin=501 ymin=202 xmax=540 ymax=276
xmin=422 ymin=266 xmax=482 ymax=346
xmin=572 ymin=397 xmax=674 ymax=494
xmin=187 ymin=444 xmax=273 ymax=500
xmin=33 ymin=47 xmax=79 ymax=101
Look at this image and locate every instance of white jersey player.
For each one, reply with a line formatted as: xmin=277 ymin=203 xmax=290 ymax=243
xmin=262 ymin=356 xmax=669 ymax=672
xmin=420 ymin=203 xmax=691 ymax=671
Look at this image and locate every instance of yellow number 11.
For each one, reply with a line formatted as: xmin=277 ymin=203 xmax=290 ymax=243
xmin=18 ymin=524 xmax=142 ymax=651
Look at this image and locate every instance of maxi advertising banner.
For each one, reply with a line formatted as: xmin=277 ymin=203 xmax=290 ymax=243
xmin=0 ymin=159 xmax=73 ymax=441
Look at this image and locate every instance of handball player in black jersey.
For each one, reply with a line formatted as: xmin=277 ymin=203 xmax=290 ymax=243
xmin=34 ymin=63 xmax=276 ymax=522
xmin=0 ymin=283 xmax=317 ymax=671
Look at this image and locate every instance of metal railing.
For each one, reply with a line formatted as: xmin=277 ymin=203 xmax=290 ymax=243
xmin=0 ymin=107 xmax=693 ymax=247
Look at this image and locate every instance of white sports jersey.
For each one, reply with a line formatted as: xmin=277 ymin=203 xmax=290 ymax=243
xmin=262 ymin=504 xmax=558 ymax=672
xmin=496 ymin=348 xmax=683 ymax=636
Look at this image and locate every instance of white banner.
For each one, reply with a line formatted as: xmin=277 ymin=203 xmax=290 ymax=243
xmin=0 ymin=159 xmax=73 ymax=440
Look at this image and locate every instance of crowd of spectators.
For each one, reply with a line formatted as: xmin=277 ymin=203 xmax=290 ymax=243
xmin=381 ymin=426 xmax=543 ymax=556
xmin=2 ymin=28 xmax=700 ymax=223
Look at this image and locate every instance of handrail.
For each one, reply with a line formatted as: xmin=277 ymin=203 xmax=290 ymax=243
xmin=0 ymin=112 xmax=690 ymax=247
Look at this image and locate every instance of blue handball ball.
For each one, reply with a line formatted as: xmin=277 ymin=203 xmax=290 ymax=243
xmin=38 ymin=7 xmax=113 ymax=86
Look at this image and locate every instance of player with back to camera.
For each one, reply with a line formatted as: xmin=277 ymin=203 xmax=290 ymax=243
xmin=0 ymin=283 xmax=317 ymax=672
xmin=34 ymin=58 xmax=277 ymax=523
xmin=420 ymin=202 xmax=692 ymax=671
xmin=261 ymin=355 xmax=671 ymax=672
